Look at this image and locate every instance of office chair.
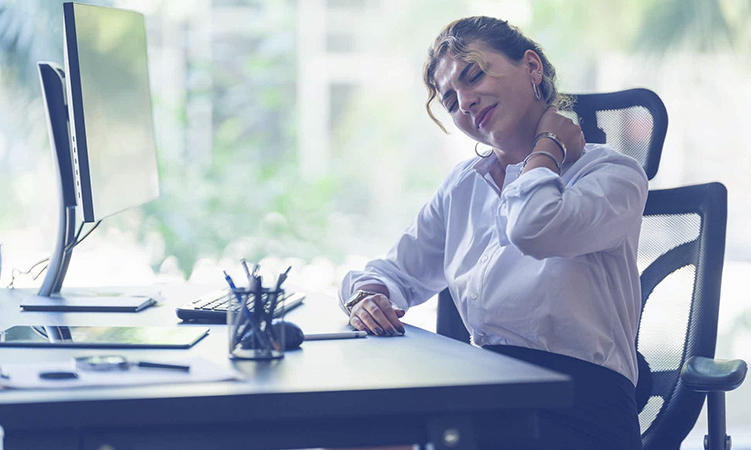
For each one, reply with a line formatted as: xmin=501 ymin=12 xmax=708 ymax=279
xmin=635 ymin=182 xmax=746 ymax=450
xmin=565 ymin=87 xmax=667 ymax=181
xmin=436 ymin=91 xmax=748 ymax=450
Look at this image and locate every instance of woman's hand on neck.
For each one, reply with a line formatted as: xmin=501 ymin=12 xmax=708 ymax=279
xmin=491 ymin=103 xmax=547 ymax=168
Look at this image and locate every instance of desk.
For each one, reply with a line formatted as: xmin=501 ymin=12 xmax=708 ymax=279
xmin=0 ymin=285 xmax=571 ymax=450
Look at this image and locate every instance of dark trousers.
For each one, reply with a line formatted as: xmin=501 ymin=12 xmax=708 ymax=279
xmin=484 ymin=345 xmax=642 ymax=450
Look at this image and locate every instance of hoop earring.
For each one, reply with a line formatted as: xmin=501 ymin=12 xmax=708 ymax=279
xmin=474 ymin=142 xmax=493 ymax=158
xmin=531 ymin=79 xmax=542 ymax=101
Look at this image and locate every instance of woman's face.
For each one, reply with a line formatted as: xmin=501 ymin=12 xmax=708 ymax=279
xmin=433 ymin=41 xmax=545 ymax=154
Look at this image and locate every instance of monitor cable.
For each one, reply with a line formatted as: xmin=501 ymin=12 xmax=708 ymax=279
xmin=5 ymin=220 xmax=102 ymax=289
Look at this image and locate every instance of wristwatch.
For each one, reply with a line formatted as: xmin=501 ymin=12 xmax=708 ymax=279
xmin=344 ymin=290 xmax=378 ymax=314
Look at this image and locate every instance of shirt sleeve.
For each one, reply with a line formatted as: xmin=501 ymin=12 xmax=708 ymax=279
xmin=500 ymin=151 xmax=648 ymax=260
xmin=339 ymin=183 xmax=449 ymax=314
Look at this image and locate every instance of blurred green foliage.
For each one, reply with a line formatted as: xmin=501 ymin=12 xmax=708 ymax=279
xmin=141 ymin=1 xmax=307 ymax=274
xmin=1 ymin=0 xmax=750 ymax=279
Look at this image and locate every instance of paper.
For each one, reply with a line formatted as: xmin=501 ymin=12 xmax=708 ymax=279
xmin=0 ymin=356 xmax=239 ymax=390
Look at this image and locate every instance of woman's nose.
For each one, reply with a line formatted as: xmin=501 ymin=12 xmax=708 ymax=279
xmin=457 ymin=90 xmax=478 ymax=114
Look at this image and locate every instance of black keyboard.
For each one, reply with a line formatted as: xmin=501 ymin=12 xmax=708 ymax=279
xmin=175 ymin=289 xmax=305 ymax=323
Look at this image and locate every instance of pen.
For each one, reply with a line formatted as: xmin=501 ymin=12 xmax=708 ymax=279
xmin=276 ymin=266 xmax=292 ymax=290
xmin=225 ymin=270 xmax=255 ymax=348
xmin=233 ymin=272 xmax=263 ymax=349
xmin=241 ymin=259 xmax=252 ymax=284
xmin=266 ymin=266 xmax=292 ymax=330
xmin=224 ymin=271 xmax=251 ymax=320
xmin=304 ymin=331 xmax=368 ymax=341
xmin=241 ymin=260 xmax=259 ymax=288
xmin=223 ymin=270 xmax=239 ymax=294
xmin=135 ymin=361 xmax=190 ymax=372
xmin=254 ymin=274 xmax=264 ymax=323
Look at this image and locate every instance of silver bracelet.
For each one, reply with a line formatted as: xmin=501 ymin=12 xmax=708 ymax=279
xmin=534 ymin=132 xmax=567 ymax=165
xmin=522 ymin=151 xmax=562 ymax=175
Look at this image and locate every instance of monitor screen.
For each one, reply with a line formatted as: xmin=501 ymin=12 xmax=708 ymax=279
xmin=63 ymin=2 xmax=159 ymax=222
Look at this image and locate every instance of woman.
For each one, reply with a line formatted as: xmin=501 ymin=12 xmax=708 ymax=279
xmin=339 ymin=16 xmax=647 ymax=449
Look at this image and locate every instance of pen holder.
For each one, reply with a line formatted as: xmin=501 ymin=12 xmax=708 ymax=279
xmin=227 ymin=287 xmax=285 ymax=360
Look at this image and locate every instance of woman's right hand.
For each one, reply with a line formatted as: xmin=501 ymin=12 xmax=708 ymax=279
xmin=349 ymin=293 xmax=406 ymax=336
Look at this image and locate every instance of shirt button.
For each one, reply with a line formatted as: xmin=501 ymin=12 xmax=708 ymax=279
xmin=481 ymin=256 xmax=489 ymax=263
xmin=470 ymin=292 xmax=478 ymax=299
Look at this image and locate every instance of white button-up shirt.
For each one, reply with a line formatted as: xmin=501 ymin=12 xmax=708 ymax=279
xmin=340 ymin=144 xmax=649 ymax=385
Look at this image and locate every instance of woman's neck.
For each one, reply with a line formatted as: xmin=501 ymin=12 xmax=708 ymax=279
xmin=491 ymin=128 xmax=539 ymax=169
xmin=491 ymin=103 xmax=546 ymax=169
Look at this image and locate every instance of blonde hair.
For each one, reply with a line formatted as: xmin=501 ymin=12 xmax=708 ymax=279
xmin=423 ymin=16 xmax=573 ymax=133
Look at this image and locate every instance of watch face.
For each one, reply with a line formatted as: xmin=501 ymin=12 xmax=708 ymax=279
xmin=346 ymin=292 xmax=362 ymax=306
xmin=346 ymin=290 xmax=372 ymax=312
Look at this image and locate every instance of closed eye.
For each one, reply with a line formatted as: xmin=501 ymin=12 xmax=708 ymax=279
xmin=469 ymin=70 xmax=483 ymax=83
xmin=442 ymin=95 xmax=458 ymax=113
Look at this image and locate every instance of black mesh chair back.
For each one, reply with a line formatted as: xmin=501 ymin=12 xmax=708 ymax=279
xmin=563 ymin=88 xmax=667 ymax=180
xmin=637 ymin=182 xmax=727 ymax=450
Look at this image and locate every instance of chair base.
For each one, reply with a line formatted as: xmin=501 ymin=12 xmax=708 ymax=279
xmin=704 ymin=434 xmax=731 ymax=450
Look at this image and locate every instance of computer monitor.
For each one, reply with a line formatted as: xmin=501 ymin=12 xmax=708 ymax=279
xmin=64 ymin=2 xmax=159 ymax=223
xmin=30 ymin=2 xmax=159 ymax=311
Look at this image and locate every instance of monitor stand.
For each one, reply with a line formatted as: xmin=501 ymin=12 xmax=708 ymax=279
xmin=26 ymin=62 xmax=155 ymax=313
xmin=20 ymin=293 xmax=156 ymax=313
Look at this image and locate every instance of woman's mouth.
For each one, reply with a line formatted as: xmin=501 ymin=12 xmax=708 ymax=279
xmin=476 ymin=105 xmax=497 ymax=129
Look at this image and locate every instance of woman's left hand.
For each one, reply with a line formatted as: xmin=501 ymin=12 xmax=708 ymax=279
xmin=534 ymin=107 xmax=586 ymax=164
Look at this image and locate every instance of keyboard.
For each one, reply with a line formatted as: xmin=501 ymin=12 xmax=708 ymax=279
xmin=175 ymin=288 xmax=305 ymax=323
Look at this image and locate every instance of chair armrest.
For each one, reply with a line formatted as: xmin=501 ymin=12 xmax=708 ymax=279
xmin=680 ymin=356 xmax=748 ymax=392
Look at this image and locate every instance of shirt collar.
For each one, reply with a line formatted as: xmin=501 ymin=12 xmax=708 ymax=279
xmin=457 ymin=154 xmax=496 ymax=184
xmin=456 ymin=153 xmax=524 ymax=186
xmin=473 ymin=153 xmax=500 ymax=176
